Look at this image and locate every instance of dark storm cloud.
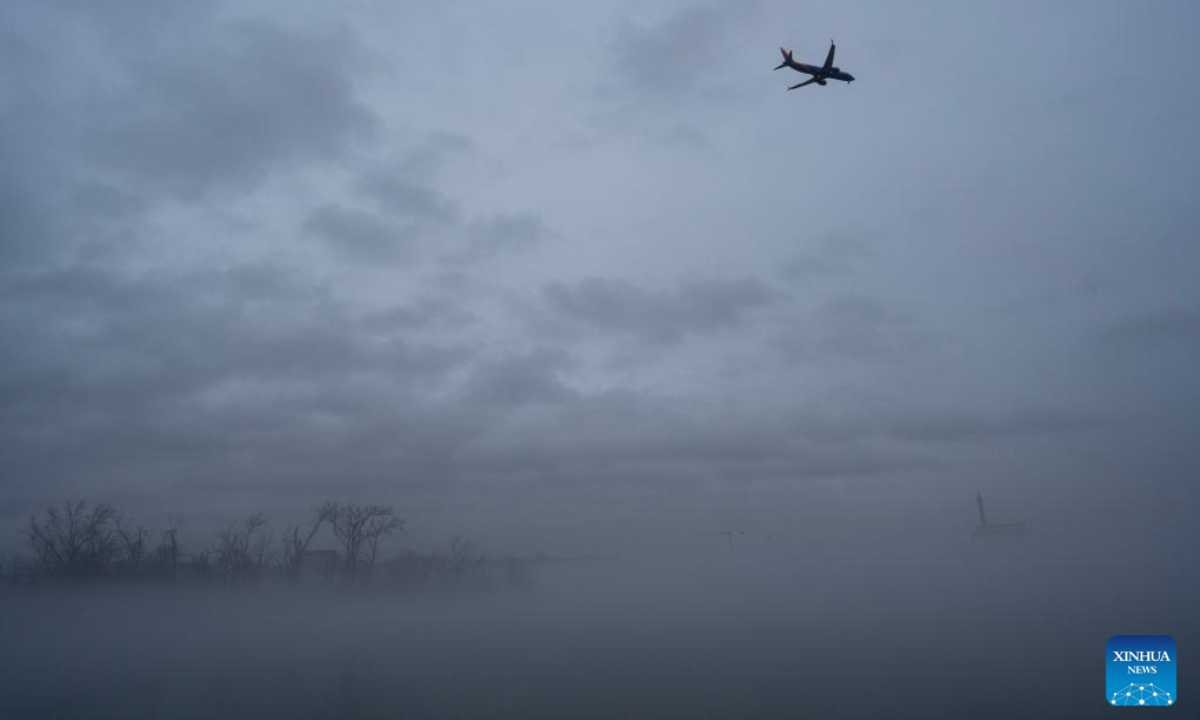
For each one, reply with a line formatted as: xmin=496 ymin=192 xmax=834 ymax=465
xmin=543 ymin=276 xmax=777 ymax=345
xmin=86 ymin=19 xmax=376 ymax=199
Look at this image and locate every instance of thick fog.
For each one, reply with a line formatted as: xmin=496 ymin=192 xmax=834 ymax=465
xmin=2 ymin=0 xmax=1199 ymax=716
xmin=3 ymin=528 xmax=1197 ymax=718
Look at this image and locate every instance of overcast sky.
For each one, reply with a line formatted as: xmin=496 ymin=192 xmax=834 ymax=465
xmin=2 ymin=0 xmax=1198 ymax=554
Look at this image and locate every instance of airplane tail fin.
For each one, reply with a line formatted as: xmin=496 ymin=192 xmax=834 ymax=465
xmin=774 ymin=47 xmax=793 ymax=70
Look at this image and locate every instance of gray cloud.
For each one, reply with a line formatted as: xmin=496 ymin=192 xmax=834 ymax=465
xmin=86 ymin=18 xmax=376 ymax=199
xmin=543 ymin=276 xmax=777 ymax=345
xmin=354 ymin=169 xmax=463 ymax=226
xmin=0 ymin=168 xmax=60 ymax=265
xmin=776 ymin=234 xmax=872 ymax=282
xmin=775 ymin=293 xmax=928 ymax=363
xmin=462 ymin=346 xmax=577 ymax=407
xmin=0 ymin=17 xmax=140 ymax=266
xmin=360 ymin=296 xmax=478 ymax=334
xmin=454 ymin=212 xmax=551 ymax=263
xmin=359 ymin=131 xmax=476 ymax=187
xmin=0 ymin=262 xmax=469 ymax=427
xmin=313 ymin=134 xmax=549 ymax=266
xmin=0 ymin=258 xmax=930 ymax=527
xmin=304 ymin=204 xmax=418 ymax=263
xmin=2 ymin=0 xmax=1199 ymax=555
xmin=348 ymin=132 xmax=477 ymax=229
xmin=608 ymin=1 xmax=760 ymax=103
xmin=0 ymin=259 xmax=482 ymax=509
xmin=1098 ymin=308 xmax=1200 ymax=355
xmin=308 ymin=197 xmax=550 ymax=267
xmin=1 ymin=3 xmax=376 ymax=272
xmin=878 ymin=407 xmax=1110 ymax=445
xmin=1087 ymin=307 xmax=1200 ymax=419
xmin=779 ymin=393 xmax=1108 ymax=448
xmin=452 ymin=388 xmax=933 ymax=488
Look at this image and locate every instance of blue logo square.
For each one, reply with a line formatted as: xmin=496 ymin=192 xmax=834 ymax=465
xmin=1107 ymin=635 xmax=1176 ymax=707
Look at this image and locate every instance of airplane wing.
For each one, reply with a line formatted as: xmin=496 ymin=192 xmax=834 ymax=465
xmin=822 ymin=41 xmax=836 ymax=71
xmin=788 ymin=77 xmax=819 ymax=90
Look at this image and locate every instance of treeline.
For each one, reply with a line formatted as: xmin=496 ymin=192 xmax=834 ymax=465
xmin=4 ymin=498 xmax=529 ymax=591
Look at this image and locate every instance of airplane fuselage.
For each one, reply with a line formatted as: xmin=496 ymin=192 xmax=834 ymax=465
xmin=784 ymin=61 xmax=855 ymax=83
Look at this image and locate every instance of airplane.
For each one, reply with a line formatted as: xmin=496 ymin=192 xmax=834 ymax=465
xmin=774 ymin=40 xmax=855 ymax=90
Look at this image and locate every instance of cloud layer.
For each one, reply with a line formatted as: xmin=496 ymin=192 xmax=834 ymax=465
xmin=2 ymin=0 xmax=1199 ymax=552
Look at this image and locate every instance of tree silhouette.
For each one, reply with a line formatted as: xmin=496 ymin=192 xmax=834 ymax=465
xmin=154 ymin=514 xmax=184 ymax=578
xmin=282 ymin=503 xmax=336 ymax=580
xmin=215 ymin=512 xmax=270 ymax=582
xmin=115 ymin=515 xmax=147 ymax=568
xmin=25 ymin=499 xmax=118 ymax=575
xmin=327 ymin=503 xmax=403 ymax=581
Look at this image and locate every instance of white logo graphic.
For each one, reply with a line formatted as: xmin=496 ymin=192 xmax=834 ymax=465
xmin=1111 ymin=684 xmax=1174 ymax=706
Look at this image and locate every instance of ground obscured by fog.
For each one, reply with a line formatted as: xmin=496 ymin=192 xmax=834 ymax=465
xmin=3 ymin=524 xmax=1195 ymax=719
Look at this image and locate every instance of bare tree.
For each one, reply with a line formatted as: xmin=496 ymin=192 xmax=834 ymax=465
xmin=449 ymin=536 xmax=485 ymax=575
xmin=281 ymin=503 xmax=336 ymax=580
xmin=154 ymin=514 xmax=184 ymax=578
xmin=364 ymin=511 xmax=402 ymax=579
xmin=215 ymin=512 xmax=270 ymax=583
xmin=327 ymin=503 xmax=403 ymax=581
xmin=25 ymin=499 xmax=118 ymax=576
xmin=115 ymin=515 xmax=147 ymax=569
